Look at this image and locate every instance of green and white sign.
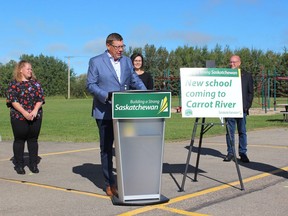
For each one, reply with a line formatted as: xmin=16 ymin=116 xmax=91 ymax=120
xmin=112 ymin=91 xmax=171 ymax=119
xmin=180 ymin=68 xmax=243 ymax=118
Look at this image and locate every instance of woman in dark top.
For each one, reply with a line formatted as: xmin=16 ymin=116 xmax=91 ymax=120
xmin=130 ymin=53 xmax=154 ymax=90
xmin=6 ymin=60 xmax=45 ymax=174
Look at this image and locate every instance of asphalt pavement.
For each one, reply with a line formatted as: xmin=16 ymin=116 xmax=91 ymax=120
xmin=0 ymin=127 xmax=287 ymax=216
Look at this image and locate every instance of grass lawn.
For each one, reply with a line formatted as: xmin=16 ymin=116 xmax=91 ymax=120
xmin=0 ymin=97 xmax=287 ymax=143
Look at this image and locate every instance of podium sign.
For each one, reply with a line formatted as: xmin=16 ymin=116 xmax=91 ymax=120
xmin=112 ymin=91 xmax=170 ymax=205
xmin=112 ymin=91 xmax=171 ymax=119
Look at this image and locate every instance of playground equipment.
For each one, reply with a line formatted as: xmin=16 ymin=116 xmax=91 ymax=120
xmin=153 ymin=69 xmax=181 ymax=111
xmin=256 ymin=70 xmax=288 ymax=113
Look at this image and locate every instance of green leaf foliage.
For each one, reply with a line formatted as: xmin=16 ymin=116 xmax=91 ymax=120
xmin=0 ymin=45 xmax=288 ymax=98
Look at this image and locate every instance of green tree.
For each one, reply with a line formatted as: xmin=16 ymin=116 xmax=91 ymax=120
xmin=1 ymin=45 xmax=287 ymax=99
xmin=0 ymin=60 xmax=16 ymax=97
xmin=19 ymin=54 xmax=74 ymax=96
xmin=71 ymin=74 xmax=89 ymax=98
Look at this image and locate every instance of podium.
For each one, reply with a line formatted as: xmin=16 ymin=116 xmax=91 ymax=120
xmin=111 ymin=91 xmax=171 ymax=205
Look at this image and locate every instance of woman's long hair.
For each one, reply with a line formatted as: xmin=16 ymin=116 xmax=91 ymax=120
xmin=13 ymin=60 xmax=37 ymax=82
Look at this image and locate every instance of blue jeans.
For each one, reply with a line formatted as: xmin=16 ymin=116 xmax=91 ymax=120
xmin=225 ymin=113 xmax=247 ymax=155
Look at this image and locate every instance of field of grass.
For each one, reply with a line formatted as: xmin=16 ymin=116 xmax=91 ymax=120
xmin=0 ymin=97 xmax=287 ymax=143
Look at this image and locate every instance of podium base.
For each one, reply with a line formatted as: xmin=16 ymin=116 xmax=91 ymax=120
xmin=111 ymin=194 xmax=169 ymax=206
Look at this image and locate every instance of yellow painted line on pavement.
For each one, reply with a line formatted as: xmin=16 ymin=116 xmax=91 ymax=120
xmin=0 ymin=166 xmax=287 ymax=215
xmin=0 ymin=177 xmax=109 ymax=199
xmin=118 ymin=166 xmax=288 ymax=216
xmin=0 ymin=147 xmax=99 ymax=162
xmin=39 ymin=147 xmax=99 ymax=156
xmin=241 ymin=144 xmax=288 ymax=149
xmin=204 ymin=142 xmax=288 ymax=149
xmin=157 ymin=206 xmax=210 ymax=216
xmin=0 ymin=145 xmax=287 ymax=215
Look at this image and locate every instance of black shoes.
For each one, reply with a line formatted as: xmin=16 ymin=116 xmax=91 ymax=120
xmin=240 ymin=153 xmax=250 ymax=163
xmin=223 ymin=153 xmax=234 ymax=162
xmin=223 ymin=153 xmax=250 ymax=163
xmin=29 ymin=165 xmax=39 ymax=173
xmin=14 ymin=166 xmax=25 ymax=175
xmin=14 ymin=165 xmax=39 ymax=174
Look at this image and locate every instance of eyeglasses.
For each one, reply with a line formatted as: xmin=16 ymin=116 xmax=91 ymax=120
xmin=110 ymin=44 xmax=126 ymax=50
xmin=230 ymin=61 xmax=239 ymax=64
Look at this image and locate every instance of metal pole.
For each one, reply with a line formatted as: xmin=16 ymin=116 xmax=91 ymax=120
xmin=65 ymin=56 xmax=72 ymax=99
xmin=179 ymin=117 xmax=199 ymax=192
xmin=226 ymin=120 xmax=245 ymax=190
xmin=67 ymin=57 xmax=70 ymax=99
xmin=65 ymin=55 xmax=89 ymax=99
xmin=274 ymin=69 xmax=277 ymax=111
xmin=193 ymin=118 xmax=206 ymax=181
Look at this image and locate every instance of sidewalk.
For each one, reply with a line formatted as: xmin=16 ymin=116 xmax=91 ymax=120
xmin=0 ymin=128 xmax=287 ymax=216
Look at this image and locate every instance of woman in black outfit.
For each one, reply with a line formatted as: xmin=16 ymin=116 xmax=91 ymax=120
xmin=130 ymin=53 xmax=154 ymax=90
xmin=6 ymin=60 xmax=45 ymax=174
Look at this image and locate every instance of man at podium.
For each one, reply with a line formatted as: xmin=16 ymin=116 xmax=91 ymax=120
xmin=86 ymin=33 xmax=146 ymax=196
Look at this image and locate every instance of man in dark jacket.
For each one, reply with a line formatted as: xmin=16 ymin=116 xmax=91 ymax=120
xmin=223 ymin=55 xmax=254 ymax=163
